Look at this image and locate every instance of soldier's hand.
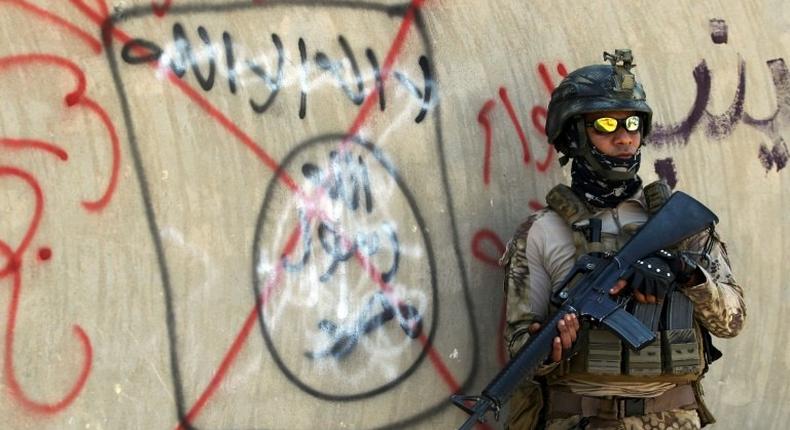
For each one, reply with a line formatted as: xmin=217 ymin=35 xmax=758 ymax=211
xmin=609 ymin=278 xmax=660 ymax=304
xmin=658 ymin=249 xmax=704 ymax=287
xmin=528 ymin=313 xmax=579 ymax=363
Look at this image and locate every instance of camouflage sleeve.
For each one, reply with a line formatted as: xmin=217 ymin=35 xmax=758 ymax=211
xmin=501 ymin=211 xmax=554 ymax=358
xmin=678 ymin=230 xmax=745 ymax=338
xmin=501 ymin=214 xmax=539 ymax=358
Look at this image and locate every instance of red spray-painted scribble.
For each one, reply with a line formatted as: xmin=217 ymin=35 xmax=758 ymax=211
xmin=499 ymin=87 xmax=533 ymax=165
xmin=0 ymin=54 xmax=120 ymax=212
xmin=38 ymin=247 xmax=53 ymax=261
xmin=0 ymin=166 xmax=93 ymax=415
xmin=0 ymin=48 xmax=116 ymax=417
xmin=0 ymin=169 xmax=41 ymax=269
xmin=479 ymin=62 xmax=568 ymax=185
xmin=94 ymin=0 xmax=108 ymax=19
xmin=537 ymin=62 xmax=567 ymax=95
xmin=0 ymin=138 xmax=69 ymax=161
xmin=499 ymin=86 xmax=554 ymax=173
xmin=69 ymin=0 xmax=104 ymax=25
xmin=470 ymin=229 xmax=508 ymax=367
xmin=0 ymin=0 xmax=102 ymax=53
xmin=151 ymin=0 xmax=172 ymax=18
xmin=77 ymin=97 xmax=122 ymax=212
xmin=0 ymin=54 xmax=87 ymax=105
xmin=478 ymin=99 xmax=497 ymax=185
xmin=532 ymin=63 xmax=568 ymax=172
xmin=470 ymin=229 xmax=505 ymax=268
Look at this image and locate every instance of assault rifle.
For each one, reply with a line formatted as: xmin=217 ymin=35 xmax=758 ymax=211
xmin=452 ymin=192 xmax=718 ymax=430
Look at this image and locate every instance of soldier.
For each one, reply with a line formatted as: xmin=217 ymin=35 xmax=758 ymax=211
xmin=500 ymin=50 xmax=745 ymax=429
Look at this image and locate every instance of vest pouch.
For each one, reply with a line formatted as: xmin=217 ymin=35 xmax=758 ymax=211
xmin=662 ymin=328 xmax=701 ymax=375
xmin=624 ymin=302 xmax=663 ymax=376
xmin=574 ymin=325 xmax=622 ymax=375
xmin=624 ymin=332 xmax=662 ymax=376
xmin=661 ymin=290 xmax=703 ymax=375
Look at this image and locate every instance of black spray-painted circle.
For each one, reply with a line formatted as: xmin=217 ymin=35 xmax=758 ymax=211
xmin=251 ymin=133 xmax=438 ymax=401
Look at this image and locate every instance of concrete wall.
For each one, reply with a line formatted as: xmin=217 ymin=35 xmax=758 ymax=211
xmin=0 ymin=1 xmax=787 ymax=429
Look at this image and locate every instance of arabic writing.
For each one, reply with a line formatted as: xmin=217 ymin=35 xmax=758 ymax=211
xmin=650 ymin=57 xmax=790 ymax=172
xmin=478 ymin=62 xmax=566 ymax=185
xmin=283 ymin=150 xmax=400 ymax=283
xmin=306 ymin=292 xmax=422 ymax=360
xmin=121 ymin=24 xmax=435 ymax=122
xmin=252 ymin=132 xmax=438 ymax=402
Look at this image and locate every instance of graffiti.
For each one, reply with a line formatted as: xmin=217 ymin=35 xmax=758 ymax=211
xmin=152 ymin=0 xmax=173 ymax=17
xmin=121 ymin=23 xmax=435 ymax=122
xmin=303 ymin=150 xmax=375 ymax=214
xmin=306 ymin=291 xmax=423 ymax=360
xmin=653 ymin=157 xmax=679 ymax=189
xmin=0 ymin=166 xmax=94 ymax=415
xmin=0 ymin=50 xmax=125 ymax=415
xmin=282 ymin=150 xmax=401 ymax=283
xmin=93 ymin=1 xmax=473 ymax=429
xmin=0 ymin=0 xmax=459 ymax=427
xmin=253 ymin=133 xmax=437 ymax=400
xmin=1 ymin=0 xmax=102 ymax=53
xmin=650 ymin=57 xmax=790 ymax=172
xmin=11 ymin=0 xmax=788 ymax=429
xmin=478 ymin=62 xmax=566 ymax=185
xmin=710 ymin=18 xmax=728 ymax=44
xmin=37 ymin=247 xmax=53 ymax=261
xmin=470 ymin=229 xmax=505 ymax=268
xmin=0 ymin=54 xmax=121 ymax=212
xmin=322 ymin=221 xmax=399 ymax=282
xmin=759 ymin=139 xmax=789 ymax=171
xmin=478 ymin=99 xmax=497 ymax=184
xmin=472 ymin=62 xmax=566 ymax=370
xmin=0 ymin=138 xmax=69 ymax=161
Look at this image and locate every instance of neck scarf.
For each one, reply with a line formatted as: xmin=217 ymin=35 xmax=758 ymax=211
xmin=570 ymin=146 xmax=642 ymax=208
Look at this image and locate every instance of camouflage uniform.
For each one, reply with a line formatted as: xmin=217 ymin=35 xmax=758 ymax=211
xmin=501 ymin=190 xmax=746 ymax=430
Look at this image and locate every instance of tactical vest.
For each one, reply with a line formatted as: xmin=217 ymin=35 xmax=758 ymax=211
xmin=544 ymin=181 xmax=706 ymax=385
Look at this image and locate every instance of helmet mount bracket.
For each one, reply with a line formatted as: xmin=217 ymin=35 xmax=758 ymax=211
xmin=604 ymin=49 xmax=637 ymax=95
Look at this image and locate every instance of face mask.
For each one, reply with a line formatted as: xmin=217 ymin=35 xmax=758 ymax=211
xmin=571 ymin=146 xmax=642 ymax=208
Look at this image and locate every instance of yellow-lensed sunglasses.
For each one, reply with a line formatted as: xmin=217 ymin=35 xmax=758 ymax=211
xmin=585 ymin=115 xmax=641 ymax=134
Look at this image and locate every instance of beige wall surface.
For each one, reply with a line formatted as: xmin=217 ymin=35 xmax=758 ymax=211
xmin=0 ymin=1 xmax=787 ymax=429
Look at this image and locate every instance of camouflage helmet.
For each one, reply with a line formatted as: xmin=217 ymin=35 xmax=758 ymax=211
xmin=546 ymin=49 xmax=653 ymax=174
